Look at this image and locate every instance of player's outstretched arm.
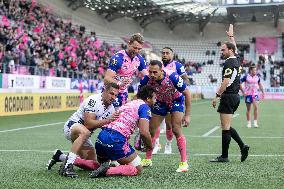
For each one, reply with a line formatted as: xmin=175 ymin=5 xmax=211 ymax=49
xmin=84 ymin=111 xmax=120 ymax=129
xmin=138 ymin=119 xmax=153 ymax=150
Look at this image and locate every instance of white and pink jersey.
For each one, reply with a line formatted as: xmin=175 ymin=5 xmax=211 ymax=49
xmin=163 ymin=60 xmax=186 ymax=76
xmin=140 ymin=69 xmax=186 ymax=107
xmin=108 ymin=50 xmax=147 ymax=93
xmin=241 ymin=74 xmax=261 ymax=96
xmin=103 ymin=99 xmax=151 ymax=139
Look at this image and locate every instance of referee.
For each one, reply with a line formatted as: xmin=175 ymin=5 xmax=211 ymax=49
xmin=210 ymin=24 xmax=249 ymax=162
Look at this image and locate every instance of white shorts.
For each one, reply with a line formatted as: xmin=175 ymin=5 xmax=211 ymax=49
xmin=63 ymin=120 xmax=94 ymax=148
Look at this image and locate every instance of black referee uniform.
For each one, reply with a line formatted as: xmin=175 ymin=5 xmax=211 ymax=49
xmin=211 ymin=55 xmax=250 ymax=162
xmin=217 ymin=56 xmax=241 ymax=114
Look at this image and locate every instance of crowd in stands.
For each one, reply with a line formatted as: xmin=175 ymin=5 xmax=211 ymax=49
xmin=0 ymin=0 xmax=122 ymax=80
xmin=268 ymin=57 xmax=284 ymax=87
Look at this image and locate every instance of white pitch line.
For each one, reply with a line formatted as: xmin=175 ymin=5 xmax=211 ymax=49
xmin=0 ymin=149 xmax=283 ymax=157
xmin=0 ymin=101 xmax=207 ymax=134
xmin=191 ymin=101 xmax=210 ymax=106
xmin=202 ymin=126 xmax=220 ymax=137
xmin=233 ymin=113 xmax=240 ymax=118
xmin=201 ymin=113 xmax=240 ymax=137
xmin=159 ymin=135 xmax=284 ymax=139
xmin=192 ymin=153 xmax=284 ymax=157
xmin=0 ymin=122 xmax=65 ymax=133
xmin=1 ymin=121 xmax=283 ymax=139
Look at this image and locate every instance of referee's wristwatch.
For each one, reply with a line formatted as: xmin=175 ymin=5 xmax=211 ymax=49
xmin=216 ymin=93 xmax=221 ymax=98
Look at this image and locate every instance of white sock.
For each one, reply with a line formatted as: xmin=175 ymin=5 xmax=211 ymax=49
xmin=160 ymin=120 xmax=166 ymax=131
xmin=247 ymin=121 xmax=251 ymax=124
xmin=65 ymin=152 xmax=77 ymax=168
xmin=59 ymin=154 xmax=67 ymax=162
xmin=166 ymin=140 xmax=172 ymax=144
xmin=155 ymin=138 xmax=160 ymax=146
xmin=254 ymin=120 xmax=258 ymax=125
xmin=110 ymin=161 xmax=120 ymax=167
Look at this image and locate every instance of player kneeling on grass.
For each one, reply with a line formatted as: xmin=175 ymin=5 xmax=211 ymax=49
xmin=46 ymin=83 xmax=120 ymax=178
xmin=89 ymin=85 xmax=155 ymax=178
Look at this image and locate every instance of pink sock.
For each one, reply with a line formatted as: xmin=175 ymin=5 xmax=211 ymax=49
xmin=106 ymin=165 xmax=138 ymax=176
xmin=74 ymin=157 xmax=100 ymax=171
xmin=145 ymin=134 xmax=159 ymax=159
xmin=166 ymin=128 xmax=173 ymax=141
xmin=176 ymin=135 xmax=187 ymax=162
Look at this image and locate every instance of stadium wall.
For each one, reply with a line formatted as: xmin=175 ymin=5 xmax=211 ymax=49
xmin=0 ymin=93 xmax=83 ymax=116
xmin=38 ymin=0 xmax=284 ymax=41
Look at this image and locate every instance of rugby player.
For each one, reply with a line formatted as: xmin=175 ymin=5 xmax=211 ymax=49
xmin=240 ymin=65 xmax=264 ymax=128
xmin=104 ymin=33 xmax=148 ymax=108
xmin=47 ymin=83 xmax=119 ymax=178
xmin=89 ymin=85 xmax=155 ymax=178
xmin=140 ymin=60 xmax=191 ymax=172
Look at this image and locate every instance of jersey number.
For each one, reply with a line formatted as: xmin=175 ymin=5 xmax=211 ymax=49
xmin=238 ymin=66 xmax=242 ymax=76
xmin=177 ymin=77 xmax=183 ymax=88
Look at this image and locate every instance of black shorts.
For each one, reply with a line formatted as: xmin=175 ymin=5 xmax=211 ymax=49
xmin=217 ymin=93 xmax=240 ymax=114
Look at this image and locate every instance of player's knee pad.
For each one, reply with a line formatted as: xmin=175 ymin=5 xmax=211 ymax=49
xmin=128 ymin=155 xmax=141 ymax=167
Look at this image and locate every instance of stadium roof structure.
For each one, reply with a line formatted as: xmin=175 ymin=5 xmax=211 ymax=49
xmin=67 ymin=0 xmax=284 ymax=32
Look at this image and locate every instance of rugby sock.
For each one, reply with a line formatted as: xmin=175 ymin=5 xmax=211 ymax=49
xmin=74 ymin=157 xmax=100 ymax=171
xmin=106 ymin=165 xmax=138 ymax=176
xmin=59 ymin=154 xmax=67 ymax=162
xmin=65 ymin=152 xmax=77 ymax=168
xmin=155 ymin=138 xmax=160 ymax=147
xmin=221 ymin=130 xmax=231 ymax=158
xmin=110 ymin=161 xmax=120 ymax=167
xmin=145 ymin=137 xmax=156 ymax=159
xmin=230 ymin=127 xmax=245 ymax=150
xmin=176 ymin=135 xmax=187 ymax=162
xmin=166 ymin=128 xmax=173 ymax=141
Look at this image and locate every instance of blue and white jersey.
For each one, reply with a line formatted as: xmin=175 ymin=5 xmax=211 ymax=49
xmin=68 ymin=93 xmax=115 ymax=126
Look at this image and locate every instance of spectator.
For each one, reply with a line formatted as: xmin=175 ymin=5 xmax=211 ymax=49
xmin=209 ymin=74 xmax=217 ymax=84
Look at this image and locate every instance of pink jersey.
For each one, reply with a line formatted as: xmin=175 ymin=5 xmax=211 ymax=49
xmin=140 ymin=69 xmax=185 ymax=107
xmin=163 ymin=60 xmax=186 ymax=76
xmin=103 ymin=99 xmax=151 ymax=139
xmin=242 ymin=74 xmax=260 ymax=96
xmin=108 ymin=50 xmax=147 ymax=93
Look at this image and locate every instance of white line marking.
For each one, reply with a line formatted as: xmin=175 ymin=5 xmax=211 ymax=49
xmin=202 ymin=126 xmax=220 ymax=137
xmin=191 ymin=101 xmax=209 ymax=105
xmin=192 ymin=153 xmax=284 ymax=157
xmin=1 ymin=121 xmax=283 ymax=139
xmin=201 ymin=113 xmax=240 ymax=137
xmin=0 ymin=122 xmax=65 ymax=133
xmin=233 ymin=113 xmax=240 ymax=118
xmin=0 ymin=149 xmax=283 ymax=157
xmin=159 ymin=135 xmax=284 ymax=139
xmin=0 ymin=101 xmax=208 ymax=134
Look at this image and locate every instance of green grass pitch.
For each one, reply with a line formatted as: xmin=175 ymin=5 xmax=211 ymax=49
xmin=0 ymin=100 xmax=283 ymax=189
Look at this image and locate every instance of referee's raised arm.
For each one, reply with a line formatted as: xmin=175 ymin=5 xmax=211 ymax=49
xmin=226 ymin=24 xmax=238 ymax=54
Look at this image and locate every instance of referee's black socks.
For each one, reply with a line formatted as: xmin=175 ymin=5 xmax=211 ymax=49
xmin=230 ymin=127 xmax=245 ymax=150
xmin=221 ymin=130 xmax=231 ymax=158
